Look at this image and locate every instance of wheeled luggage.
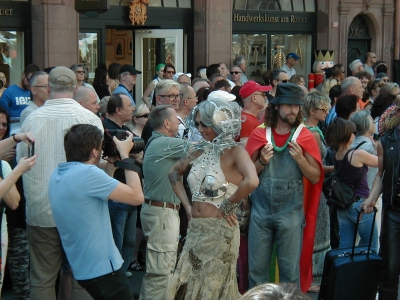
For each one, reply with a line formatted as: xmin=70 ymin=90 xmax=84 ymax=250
xmin=318 ymin=208 xmax=382 ymax=300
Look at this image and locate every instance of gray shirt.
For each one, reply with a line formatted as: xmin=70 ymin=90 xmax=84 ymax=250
xmin=143 ymin=131 xmax=186 ymax=204
xmin=20 ymin=101 xmax=39 ymax=125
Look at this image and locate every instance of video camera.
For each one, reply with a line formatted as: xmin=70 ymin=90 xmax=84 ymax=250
xmin=103 ymin=129 xmax=145 ymax=158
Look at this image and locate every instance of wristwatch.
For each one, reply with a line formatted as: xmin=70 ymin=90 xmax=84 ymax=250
xmin=11 ymin=134 xmax=20 ymax=143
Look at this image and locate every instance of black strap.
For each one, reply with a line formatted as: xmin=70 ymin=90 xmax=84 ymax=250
xmin=334 ymin=141 xmax=367 ymax=188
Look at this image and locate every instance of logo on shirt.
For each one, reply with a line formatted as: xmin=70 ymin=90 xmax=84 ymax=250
xmin=15 ymin=97 xmax=30 ymax=105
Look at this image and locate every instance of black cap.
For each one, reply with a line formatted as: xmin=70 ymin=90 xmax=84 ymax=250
xmin=270 ymin=83 xmax=303 ymax=106
xmin=119 ymin=64 xmax=142 ymax=75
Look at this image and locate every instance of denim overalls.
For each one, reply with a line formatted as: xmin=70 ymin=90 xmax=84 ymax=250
xmin=248 ymin=142 xmax=305 ymax=288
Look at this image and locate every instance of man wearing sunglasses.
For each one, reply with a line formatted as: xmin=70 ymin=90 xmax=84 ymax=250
xmin=113 ymin=64 xmax=142 ymax=106
xmin=266 ymin=69 xmax=289 ymax=102
xmin=364 ymin=52 xmax=377 ymax=76
xmin=0 ymin=64 xmax=40 ymax=118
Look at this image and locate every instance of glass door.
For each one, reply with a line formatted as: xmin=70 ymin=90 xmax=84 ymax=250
xmin=134 ymin=29 xmax=183 ymax=104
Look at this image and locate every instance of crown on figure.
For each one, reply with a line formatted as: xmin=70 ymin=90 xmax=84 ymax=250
xmin=314 ymin=50 xmax=335 ymax=61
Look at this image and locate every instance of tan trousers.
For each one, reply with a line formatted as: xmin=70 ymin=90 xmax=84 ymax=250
xmin=139 ymin=203 xmax=180 ymax=300
xmin=27 ymin=225 xmax=92 ymax=300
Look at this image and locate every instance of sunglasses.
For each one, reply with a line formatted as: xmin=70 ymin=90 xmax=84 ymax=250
xmin=230 ymin=71 xmax=242 ymax=75
xmin=0 ymin=122 xmax=8 ymax=127
xmin=137 ymin=114 xmax=149 ymax=118
xmin=279 ymin=79 xmax=289 ymax=83
xmin=317 ymin=107 xmax=329 ymax=113
xmin=76 ymin=70 xmax=85 ymax=74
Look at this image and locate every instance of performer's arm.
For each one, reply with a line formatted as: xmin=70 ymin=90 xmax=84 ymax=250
xmin=288 ymin=141 xmax=321 ymax=184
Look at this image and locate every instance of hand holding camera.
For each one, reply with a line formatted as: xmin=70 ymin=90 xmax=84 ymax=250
xmin=113 ymin=131 xmax=135 ymax=160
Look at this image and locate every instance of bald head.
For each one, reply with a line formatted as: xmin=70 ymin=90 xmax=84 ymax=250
xmin=74 ymin=86 xmax=100 ymax=114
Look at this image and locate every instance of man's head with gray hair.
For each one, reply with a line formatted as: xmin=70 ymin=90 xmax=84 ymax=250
xmin=74 ymin=86 xmax=100 ymax=114
xmin=148 ymin=105 xmax=177 ymax=136
xmin=29 ymin=71 xmax=49 ymax=106
xmin=341 ymin=76 xmax=364 ymax=99
xmin=349 ymin=59 xmax=364 ymax=75
xmin=155 ymin=79 xmax=181 ymax=110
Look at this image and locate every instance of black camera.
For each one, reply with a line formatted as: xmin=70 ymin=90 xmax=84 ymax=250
xmin=103 ymin=129 xmax=145 ymax=158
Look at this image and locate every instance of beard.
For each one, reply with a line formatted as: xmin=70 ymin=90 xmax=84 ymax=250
xmin=279 ymin=111 xmax=298 ymax=125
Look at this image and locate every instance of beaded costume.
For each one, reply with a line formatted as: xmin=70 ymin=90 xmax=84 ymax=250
xmin=168 ymin=100 xmax=242 ymax=300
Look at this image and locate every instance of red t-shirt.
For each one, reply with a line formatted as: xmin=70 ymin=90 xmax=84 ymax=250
xmin=272 ymin=128 xmax=291 ymax=147
xmin=238 ymin=111 xmax=261 ymax=141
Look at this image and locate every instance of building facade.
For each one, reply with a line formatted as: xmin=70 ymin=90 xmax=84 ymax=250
xmin=0 ymin=0 xmax=398 ymax=98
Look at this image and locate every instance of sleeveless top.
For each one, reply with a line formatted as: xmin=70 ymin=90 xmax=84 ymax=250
xmin=187 ymin=148 xmax=238 ymax=208
xmin=334 ymin=150 xmax=369 ymax=198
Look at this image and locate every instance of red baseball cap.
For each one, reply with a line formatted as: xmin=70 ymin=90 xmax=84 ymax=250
xmin=239 ymin=80 xmax=272 ymax=99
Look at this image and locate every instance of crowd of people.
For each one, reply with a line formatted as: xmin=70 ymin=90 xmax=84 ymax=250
xmin=0 ymin=50 xmax=397 ymax=300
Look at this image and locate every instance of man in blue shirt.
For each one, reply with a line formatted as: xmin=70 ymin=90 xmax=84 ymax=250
xmin=0 ymin=64 xmax=40 ymax=118
xmin=48 ymin=124 xmax=144 ymax=300
xmin=113 ymin=64 xmax=142 ymax=105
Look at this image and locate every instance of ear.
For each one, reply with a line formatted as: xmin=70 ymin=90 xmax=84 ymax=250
xmin=73 ymin=84 xmax=79 ymax=95
xmin=163 ymin=118 xmax=170 ymax=129
xmin=156 ymin=96 xmax=162 ymax=106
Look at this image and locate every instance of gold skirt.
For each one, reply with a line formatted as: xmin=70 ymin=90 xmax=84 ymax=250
xmin=168 ymin=218 xmax=241 ymax=300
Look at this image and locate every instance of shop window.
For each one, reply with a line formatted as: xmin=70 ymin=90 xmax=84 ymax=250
xmin=79 ymin=32 xmax=98 ymax=83
xmin=163 ymin=0 xmax=177 ymax=7
xmin=292 ymin=0 xmax=304 ymax=11
xmin=232 ymin=33 xmax=312 ymax=84
xmin=233 ymin=0 xmax=315 ymax=11
xmin=147 ymin=0 xmax=192 ymax=7
xmin=0 ymin=31 xmax=24 ymax=86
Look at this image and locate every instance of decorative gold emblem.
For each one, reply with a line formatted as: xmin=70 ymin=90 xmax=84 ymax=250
xmin=129 ymin=0 xmax=148 ymax=26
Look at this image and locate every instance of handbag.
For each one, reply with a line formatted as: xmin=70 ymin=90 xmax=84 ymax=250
xmin=323 ymin=142 xmax=366 ymax=209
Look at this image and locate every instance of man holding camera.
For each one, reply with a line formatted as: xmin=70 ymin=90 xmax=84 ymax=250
xmin=102 ymin=93 xmax=138 ymax=278
xmin=49 ymin=124 xmax=144 ymax=300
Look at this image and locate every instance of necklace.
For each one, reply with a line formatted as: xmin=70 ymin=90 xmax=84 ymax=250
xmin=271 ymin=128 xmax=295 ymax=152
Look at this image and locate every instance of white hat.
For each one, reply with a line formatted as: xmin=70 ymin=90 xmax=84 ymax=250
xmin=173 ymin=72 xmax=192 ymax=82
xmin=207 ymin=90 xmax=236 ymax=102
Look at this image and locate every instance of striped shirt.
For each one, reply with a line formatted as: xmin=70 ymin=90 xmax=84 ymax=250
xmin=17 ymin=98 xmax=104 ymax=227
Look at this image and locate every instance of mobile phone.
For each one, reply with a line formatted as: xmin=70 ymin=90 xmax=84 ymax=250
xmin=28 ymin=142 xmax=35 ymax=158
xmin=373 ymin=133 xmax=379 ymax=141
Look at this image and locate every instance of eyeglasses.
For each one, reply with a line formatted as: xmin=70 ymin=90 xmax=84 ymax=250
xmin=317 ymin=107 xmax=329 ymax=113
xmin=137 ymin=114 xmax=149 ymax=118
xmin=33 ymin=84 xmax=48 ymax=89
xmin=159 ymin=94 xmax=182 ymax=101
xmin=279 ymin=79 xmax=289 ymax=83
xmin=164 ymin=70 xmax=176 ymax=75
xmin=0 ymin=122 xmax=8 ymax=128
xmin=230 ymin=71 xmax=242 ymax=75
xmin=76 ymin=70 xmax=85 ymax=74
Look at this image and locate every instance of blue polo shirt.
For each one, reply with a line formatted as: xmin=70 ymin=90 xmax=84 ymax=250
xmin=49 ymin=162 xmax=122 ymax=280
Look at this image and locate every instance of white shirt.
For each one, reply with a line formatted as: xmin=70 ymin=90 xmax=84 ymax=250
xmin=17 ymin=98 xmax=104 ymax=227
xmin=281 ymin=64 xmax=296 ymax=79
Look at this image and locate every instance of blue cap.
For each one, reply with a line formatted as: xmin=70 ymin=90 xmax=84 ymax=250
xmin=286 ymin=52 xmax=301 ymax=60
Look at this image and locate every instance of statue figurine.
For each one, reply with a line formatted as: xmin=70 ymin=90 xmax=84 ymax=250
xmin=309 ymin=50 xmax=335 ymax=90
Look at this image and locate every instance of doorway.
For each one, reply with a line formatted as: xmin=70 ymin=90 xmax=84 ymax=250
xmin=347 ymin=39 xmax=370 ymax=75
xmin=134 ymin=29 xmax=183 ymax=103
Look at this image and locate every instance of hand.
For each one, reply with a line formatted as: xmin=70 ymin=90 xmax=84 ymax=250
xmin=217 ymin=208 xmax=238 ymax=227
xmin=260 ymin=144 xmax=273 ymax=165
xmin=1 ymin=149 xmax=16 ymax=162
xmin=16 ymin=132 xmax=35 ymax=145
xmin=361 ymin=198 xmax=376 ymax=214
xmin=15 ymin=154 xmax=38 ymax=174
xmin=288 ymin=141 xmax=305 ymax=163
xmin=113 ymin=131 xmax=134 ymax=159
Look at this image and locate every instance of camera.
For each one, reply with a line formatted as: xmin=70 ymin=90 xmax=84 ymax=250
xmin=103 ymin=129 xmax=145 ymax=158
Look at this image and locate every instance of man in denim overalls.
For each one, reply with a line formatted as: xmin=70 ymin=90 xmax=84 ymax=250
xmin=246 ymin=83 xmax=323 ymax=290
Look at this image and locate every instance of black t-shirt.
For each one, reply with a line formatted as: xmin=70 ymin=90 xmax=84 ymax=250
xmin=141 ymin=121 xmax=154 ymax=145
xmin=102 ymin=118 xmax=132 ymax=184
xmin=266 ymin=91 xmax=274 ymax=102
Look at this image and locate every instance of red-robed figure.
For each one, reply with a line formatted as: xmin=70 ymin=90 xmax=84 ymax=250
xmin=245 ymin=83 xmax=324 ymax=292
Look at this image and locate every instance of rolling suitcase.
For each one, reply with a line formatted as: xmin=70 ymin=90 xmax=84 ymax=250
xmin=318 ymin=208 xmax=382 ymax=300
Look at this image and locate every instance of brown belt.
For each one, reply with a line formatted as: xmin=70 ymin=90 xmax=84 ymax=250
xmin=144 ymin=199 xmax=180 ymax=210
